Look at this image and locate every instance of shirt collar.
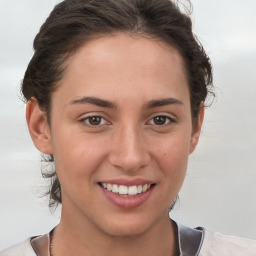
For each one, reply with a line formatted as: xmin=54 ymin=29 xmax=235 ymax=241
xmin=175 ymin=221 xmax=204 ymax=256
xmin=31 ymin=223 xmax=204 ymax=256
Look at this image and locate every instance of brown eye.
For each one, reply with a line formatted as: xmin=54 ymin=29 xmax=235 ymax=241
xmin=88 ymin=116 xmax=102 ymax=125
xmin=153 ymin=116 xmax=167 ymax=125
xmin=82 ymin=116 xmax=107 ymax=127
xmin=148 ymin=115 xmax=174 ymax=126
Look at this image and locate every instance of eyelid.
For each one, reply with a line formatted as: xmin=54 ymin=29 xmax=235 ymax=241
xmin=79 ymin=113 xmax=111 ymax=128
xmin=146 ymin=113 xmax=177 ymax=126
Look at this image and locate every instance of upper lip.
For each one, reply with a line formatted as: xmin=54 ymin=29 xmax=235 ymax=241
xmin=99 ymin=178 xmax=155 ymax=186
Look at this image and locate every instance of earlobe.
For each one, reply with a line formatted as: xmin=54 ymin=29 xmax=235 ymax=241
xmin=26 ymin=98 xmax=53 ymax=155
xmin=189 ymin=102 xmax=205 ymax=154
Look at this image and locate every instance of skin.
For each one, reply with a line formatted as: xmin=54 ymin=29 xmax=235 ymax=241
xmin=27 ymin=33 xmax=204 ymax=256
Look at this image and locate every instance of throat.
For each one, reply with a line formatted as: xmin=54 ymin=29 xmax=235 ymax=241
xmin=50 ymin=216 xmax=178 ymax=256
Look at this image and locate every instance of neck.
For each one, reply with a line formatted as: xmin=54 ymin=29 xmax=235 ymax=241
xmin=52 ymin=209 xmax=178 ymax=256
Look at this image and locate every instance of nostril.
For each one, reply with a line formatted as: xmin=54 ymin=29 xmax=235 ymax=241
xmin=108 ymin=153 xmax=151 ymax=173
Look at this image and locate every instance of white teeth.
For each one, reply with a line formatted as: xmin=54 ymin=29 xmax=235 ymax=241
xmin=142 ymin=184 xmax=148 ymax=192
xmin=128 ymin=186 xmax=137 ymax=195
xmin=137 ymin=185 xmax=142 ymax=193
xmin=119 ymin=185 xmax=128 ymax=195
xmin=101 ymin=183 xmax=152 ymax=196
xmin=107 ymin=184 xmax=112 ymax=191
xmin=112 ymin=184 xmax=119 ymax=193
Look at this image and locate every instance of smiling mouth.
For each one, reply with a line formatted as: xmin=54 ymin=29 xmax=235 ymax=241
xmin=99 ymin=183 xmax=155 ymax=196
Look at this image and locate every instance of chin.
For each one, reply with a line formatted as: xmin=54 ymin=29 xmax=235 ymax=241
xmin=102 ymin=223 xmax=149 ymax=237
xmin=96 ymin=212 xmax=160 ymax=238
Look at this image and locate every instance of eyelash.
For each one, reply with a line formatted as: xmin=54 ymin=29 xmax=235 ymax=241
xmin=147 ymin=115 xmax=176 ymax=126
xmin=79 ymin=116 xmax=109 ymax=128
xmin=79 ymin=114 xmax=176 ymax=128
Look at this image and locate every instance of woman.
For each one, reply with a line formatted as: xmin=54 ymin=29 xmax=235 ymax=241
xmin=1 ymin=0 xmax=255 ymax=255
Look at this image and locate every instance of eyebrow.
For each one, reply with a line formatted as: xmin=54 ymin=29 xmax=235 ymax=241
xmin=145 ymin=98 xmax=183 ymax=108
xmin=70 ymin=96 xmax=116 ymax=108
xmin=70 ymin=96 xmax=183 ymax=109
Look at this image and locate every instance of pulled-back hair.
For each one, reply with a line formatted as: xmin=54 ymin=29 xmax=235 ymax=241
xmin=22 ymin=0 xmax=213 ymax=209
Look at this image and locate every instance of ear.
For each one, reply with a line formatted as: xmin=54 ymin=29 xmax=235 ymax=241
xmin=189 ymin=102 xmax=205 ymax=154
xmin=26 ymin=98 xmax=53 ymax=155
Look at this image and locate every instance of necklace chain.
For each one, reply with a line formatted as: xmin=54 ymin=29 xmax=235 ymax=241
xmin=49 ymin=228 xmax=54 ymax=256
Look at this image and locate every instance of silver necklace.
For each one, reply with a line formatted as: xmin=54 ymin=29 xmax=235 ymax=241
xmin=49 ymin=228 xmax=54 ymax=256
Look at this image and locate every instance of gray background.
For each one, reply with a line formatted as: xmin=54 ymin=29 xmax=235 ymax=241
xmin=0 ymin=0 xmax=255 ymax=249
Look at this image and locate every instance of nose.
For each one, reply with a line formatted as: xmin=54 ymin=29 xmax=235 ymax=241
xmin=108 ymin=124 xmax=151 ymax=172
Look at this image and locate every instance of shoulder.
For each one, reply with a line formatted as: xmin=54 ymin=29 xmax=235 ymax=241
xmin=0 ymin=238 xmax=36 ymax=256
xmin=174 ymin=220 xmax=256 ymax=256
xmin=199 ymin=228 xmax=256 ymax=256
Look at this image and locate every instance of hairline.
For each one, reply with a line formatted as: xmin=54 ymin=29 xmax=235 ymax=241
xmin=45 ymin=31 xmax=193 ymax=124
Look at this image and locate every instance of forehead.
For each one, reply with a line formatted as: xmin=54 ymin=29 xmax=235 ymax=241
xmin=65 ymin=33 xmax=187 ymax=78
xmin=55 ymin=33 xmax=189 ymax=107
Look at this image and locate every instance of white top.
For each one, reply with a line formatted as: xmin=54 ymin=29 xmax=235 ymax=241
xmin=0 ymin=238 xmax=36 ymax=256
xmin=199 ymin=229 xmax=256 ymax=256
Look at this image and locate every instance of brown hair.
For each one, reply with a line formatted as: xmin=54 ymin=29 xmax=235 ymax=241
xmin=22 ymin=0 xmax=213 ymax=209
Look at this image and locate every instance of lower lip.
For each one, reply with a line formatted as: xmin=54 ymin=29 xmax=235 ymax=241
xmin=99 ymin=185 xmax=154 ymax=209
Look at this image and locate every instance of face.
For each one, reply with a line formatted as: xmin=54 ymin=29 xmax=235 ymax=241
xmin=29 ymin=33 xmax=203 ymax=237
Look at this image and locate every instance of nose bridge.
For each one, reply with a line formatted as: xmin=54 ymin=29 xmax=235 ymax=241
xmin=109 ymin=122 xmax=150 ymax=172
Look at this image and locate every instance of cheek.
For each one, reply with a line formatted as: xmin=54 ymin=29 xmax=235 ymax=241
xmin=51 ymin=130 xmax=108 ymax=182
xmin=153 ymin=134 xmax=191 ymax=179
